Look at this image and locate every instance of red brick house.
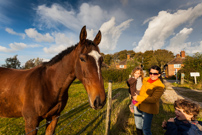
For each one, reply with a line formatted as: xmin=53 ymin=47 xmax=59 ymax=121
xmin=116 ymin=54 xmax=130 ymax=69
xmin=165 ymin=51 xmax=185 ymax=77
xmin=116 ymin=60 xmax=127 ymax=69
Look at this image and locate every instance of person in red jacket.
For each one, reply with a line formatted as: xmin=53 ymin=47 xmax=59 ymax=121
xmin=127 ymin=66 xmax=144 ymax=113
xmin=134 ymin=65 xmax=165 ymax=135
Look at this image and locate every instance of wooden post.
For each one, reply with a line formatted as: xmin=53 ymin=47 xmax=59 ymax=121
xmin=105 ymin=80 xmax=112 ymax=135
xmin=181 ymin=73 xmax=184 ymax=84
xmin=194 ymin=76 xmax=197 ymax=84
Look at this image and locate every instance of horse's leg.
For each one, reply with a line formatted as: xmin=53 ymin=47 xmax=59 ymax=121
xmin=45 ymin=115 xmax=59 ymax=135
xmin=24 ymin=116 xmax=40 ymax=135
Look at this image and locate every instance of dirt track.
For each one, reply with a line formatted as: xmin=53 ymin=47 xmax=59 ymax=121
xmin=161 ymin=79 xmax=202 ymax=108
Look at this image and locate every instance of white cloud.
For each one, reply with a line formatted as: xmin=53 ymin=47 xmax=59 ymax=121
xmin=0 ymin=42 xmax=41 ymax=53
xmin=166 ymin=28 xmax=193 ymax=54
xmin=99 ymin=17 xmax=133 ymax=53
xmin=25 ymin=28 xmax=54 ymax=42
xmin=5 ymin=28 xmax=26 ymax=39
xmin=0 ymin=42 xmax=27 ymax=52
xmin=35 ymin=3 xmax=124 ymax=31
xmin=43 ymin=33 xmax=75 ymax=54
xmin=134 ymin=3 xmax=202 ymax=52
xmin=85 ymin=17 xmax=133 ymax=53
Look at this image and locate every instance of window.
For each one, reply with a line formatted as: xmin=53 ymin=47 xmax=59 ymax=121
xmin=119 ymin=65 xmax=124 ymax=68
xmin=174 ymin=64 xmax=181 ymax=68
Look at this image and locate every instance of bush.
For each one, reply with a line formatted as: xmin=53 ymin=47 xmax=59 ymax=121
xmin=178 ymin=53 xmax=202 ymax=83
xmin=102 ymin=66 xmax=136 ymax=82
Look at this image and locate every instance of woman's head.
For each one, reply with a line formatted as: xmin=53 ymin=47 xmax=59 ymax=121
xmin=131 ymin=66 xmax=144 ymax=79
xmin=149 ymin=65 xmax=162 ymax=81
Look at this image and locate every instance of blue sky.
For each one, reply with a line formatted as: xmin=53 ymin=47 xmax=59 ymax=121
xmin=1 ymin=0 xmax=202 ymax=65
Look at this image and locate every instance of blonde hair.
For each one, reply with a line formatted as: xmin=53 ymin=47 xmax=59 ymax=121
xmin=131 ymin=66 xmax=144 ymax=79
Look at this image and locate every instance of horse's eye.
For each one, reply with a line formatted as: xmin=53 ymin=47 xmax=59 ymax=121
xmin=80 ymin=56 xmax=86 ymax=62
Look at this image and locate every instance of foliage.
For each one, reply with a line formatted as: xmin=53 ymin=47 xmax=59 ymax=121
xmin=103 ymin=54 xmax=112 ymax=65
xmin=23 ymin=57 xmax=43 ymax=69
xmin=102 ymin=65 xmax=138 ymax=82
xmin=178 ymin=52 xmax=202 ymax=83
xmin=154 ymin=49 xmax=174 ymax=70
xmin=1 ymin=55 xmax=21 ymax=69
xmin=141 ymin=49 xmax=174 ymax=71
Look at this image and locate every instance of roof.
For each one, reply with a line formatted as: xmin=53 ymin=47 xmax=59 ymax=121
xmin=118 ymin=60 xmax=127 ymax=65
xmin=167 ymin=57 xmax=185 ymax=64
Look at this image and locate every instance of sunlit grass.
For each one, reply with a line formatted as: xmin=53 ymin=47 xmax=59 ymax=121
xmin=0 ymin=80 xmax=201 ymax=134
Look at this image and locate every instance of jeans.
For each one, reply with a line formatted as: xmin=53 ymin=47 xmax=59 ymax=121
xmin=134 ymin=106 xmax=153 ymax=135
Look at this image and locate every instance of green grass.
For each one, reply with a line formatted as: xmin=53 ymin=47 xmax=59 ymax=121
xmin=172 ymin=81 xmax=202 ymax=90
xmin=0 ymin=80 xmax=201 ymax=135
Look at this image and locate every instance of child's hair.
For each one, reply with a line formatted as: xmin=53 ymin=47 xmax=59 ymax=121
xmin=174 ymin=99 xmax=200 ymax=120
xmin=131 ymin=66 xmax=144 ymax=79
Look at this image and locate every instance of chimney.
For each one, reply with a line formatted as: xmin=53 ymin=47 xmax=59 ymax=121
xmin=176 ymin=54 xmax=180 ymax=58
xmin=180 ymin=51 xmax=185 ymax=58
xmin=127 ymin=54 xmax=130 ymax=60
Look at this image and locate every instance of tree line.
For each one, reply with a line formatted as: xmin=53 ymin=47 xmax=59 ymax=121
xmin=1 ymin=49 xmax=175 ymax=70
xmin=1 ymin=55 xmax=43 ymax=69
xmin=1 ymin=50 xmax=202 ymax=83
xmin=101 ymin=49 xmax=175 ymax=71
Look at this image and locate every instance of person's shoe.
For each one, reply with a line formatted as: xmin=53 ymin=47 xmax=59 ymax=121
xmin=136 ymin=128 xmax=143 ymax=135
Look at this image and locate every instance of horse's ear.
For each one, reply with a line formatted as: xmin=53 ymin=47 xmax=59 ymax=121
xmin=93 ymin=30 xmax=101 ymax=46
xmin=80 ymin=26 xmax=87 ymax=43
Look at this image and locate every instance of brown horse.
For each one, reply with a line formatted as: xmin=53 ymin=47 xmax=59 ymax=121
xmin=0 ymin=26 xmax=106 ymax=135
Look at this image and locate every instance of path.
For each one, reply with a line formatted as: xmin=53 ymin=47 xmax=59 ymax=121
xmin=161 ymin=79 xmax=202 ymax=108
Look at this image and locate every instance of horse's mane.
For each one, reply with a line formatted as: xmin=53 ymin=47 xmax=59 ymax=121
xmin=42 ymin=43 xmax=79 ymax=66
xmin=42 ymin=40 xmax=96 ymax=67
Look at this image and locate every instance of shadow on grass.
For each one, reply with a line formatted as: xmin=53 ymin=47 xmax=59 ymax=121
xmin=57 ymin=102 xmax=89 ymax=126
xmin=76 ymin=110 xmax=106 ymax=135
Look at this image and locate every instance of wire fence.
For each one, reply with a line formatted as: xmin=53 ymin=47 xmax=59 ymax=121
xmin=0 ymin=81 xmax=128 ymax=135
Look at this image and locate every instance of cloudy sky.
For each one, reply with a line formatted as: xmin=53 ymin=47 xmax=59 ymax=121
xmin=1 ymin=0 xmax=202 ymax=65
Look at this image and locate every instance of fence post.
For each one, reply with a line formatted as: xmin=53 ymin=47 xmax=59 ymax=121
xmin=105 ymin=80 xmax=112 ymax=135
xmin=181 ymin=73 xmax=184 ymax=84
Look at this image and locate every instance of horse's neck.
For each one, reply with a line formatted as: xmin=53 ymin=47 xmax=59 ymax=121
xmin=46 ymin=52 xmax=77 ymax=93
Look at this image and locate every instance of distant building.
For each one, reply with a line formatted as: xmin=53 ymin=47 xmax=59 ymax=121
xmin=116 ymin=54 xmax=130 ymax=69
xmin=165 ymin=51 xmax=185 ymax=77
xmin=116 ymin=60 xmax=127 ymax=69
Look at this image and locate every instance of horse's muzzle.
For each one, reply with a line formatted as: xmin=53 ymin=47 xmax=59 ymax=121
xmin=93 ymin=96 xmax=106 ymax=110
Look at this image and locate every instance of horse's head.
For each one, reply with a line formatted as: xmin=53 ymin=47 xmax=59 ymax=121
xmin=75 ymin=26 xmax=106 ymax=109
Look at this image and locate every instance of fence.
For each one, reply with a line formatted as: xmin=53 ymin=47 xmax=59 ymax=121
xmin=0 ymin=81 xmax=128 ymax=135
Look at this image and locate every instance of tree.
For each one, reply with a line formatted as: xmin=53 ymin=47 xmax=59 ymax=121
xmin=179 ymin=52 xmax=202 ymax=82
xmin=23 ymin=57 xmax=43 ymax=69
xmin=154 ymin=49 xmax=174 ymax=71
xmin=104 ymin=54 xmax=112 ymax=65
xmin=2 ymin=55 xmax=21 ymax=69
xmin=127 ymin=50 xmax=135 ymax=58
xmin=142 ymin=50 xmax=157 ymax=70
xmin=118 ymin=50 xmax=127 ymax=61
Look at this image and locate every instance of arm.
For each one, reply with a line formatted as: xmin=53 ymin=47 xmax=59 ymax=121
xmin=142 ymin=86 xmax=164 ymax=104
xmin=127 ymin=78 xmax=137 ymax=97
xmin=164 ymin=122 xmax=178 ymax=135
xmin=127 ymin=78 xmax=137 ymax=86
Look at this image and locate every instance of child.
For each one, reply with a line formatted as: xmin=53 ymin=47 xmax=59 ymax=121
xmin=162 ymin=99 xmax=202 ymax=135
xmin=127 ymin=66 xmax=143 ymax=113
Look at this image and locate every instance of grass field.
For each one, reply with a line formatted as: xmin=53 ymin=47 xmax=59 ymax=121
xmin=0 ymin=80 xmax=201 ymax=135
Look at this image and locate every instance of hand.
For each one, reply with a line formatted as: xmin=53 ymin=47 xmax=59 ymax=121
xmin=167 ymin=118 xmax=175 ymax=122
xmin=133 ymin=95 xmax=137 ymax=100
xmin=162 ymin=120 xmax=167 ymax=128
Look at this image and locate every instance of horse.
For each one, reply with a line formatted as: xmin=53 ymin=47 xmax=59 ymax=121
xmin=0 ymin=26 xmax=106 ymax=135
